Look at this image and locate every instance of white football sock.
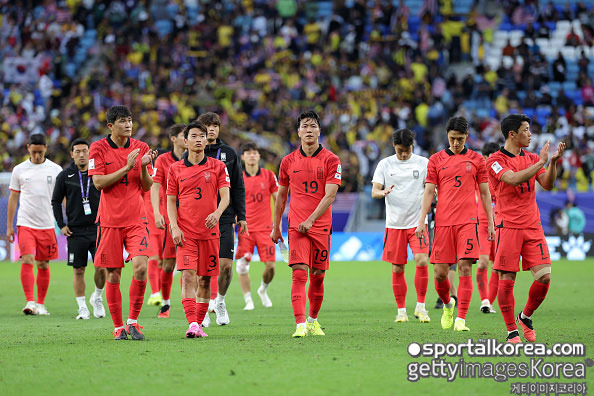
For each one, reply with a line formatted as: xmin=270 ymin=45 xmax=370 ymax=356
xmin=216 ymin=293 xmax=225 ymax=303
xmin=416 ymin=302 xmax=426 ymax=312
xmin=398 ymin=308 xmax=407 ymax=316
xmin=76 ymin=296 xmax=87 ymax=309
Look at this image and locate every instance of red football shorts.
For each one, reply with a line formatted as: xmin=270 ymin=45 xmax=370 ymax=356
xmin=430 ymin=223 xmax=479 ymax=264
xmin=176 ymin=238 xmax=219 ymax=276
xmin=478 ymin=223 xmax=495 ymax=261
xmin=382 ymin=226 xmax=429 ymax=265
xmin=493 ymin=227 xmax=551 ymax=272
xmin=147 ymin=221 xmax=163 ymax=258
xmin=17 ymin=226 xmax=58 ymax=261
xmin=236 ymin=231 xmax=276 ymax=262
xmin=95 ymin=224 xmax=150 ymax=268
xmin=287 ymin=229 xmax=331 ymax=270
xmin=162 ymin=224 xmax=177 ymax=260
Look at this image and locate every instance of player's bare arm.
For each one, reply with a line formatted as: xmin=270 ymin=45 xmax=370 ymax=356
xmin=205 ymin=186 xmax=230 ymax=229
xmin=499 ymin=141 xmax=550 ymax=187
xmin=150 ymin=182 xmax=165 ymax=229
xmin=166 ymin=194 xmax=184 ymax=246
xmin=6 ymin=189 xmax=19 ymax=243
xmin=371 ymin=182 xmax=394 ymax=198
xmin=537 ymin=141 xmax=566 ymax=191
xmin=478 ymin=182 xmax=496 ymax=241
xmin=415 ymin=182 xmax=436 ymax=239
xmin=271 ymin=185 xmax=289 ymax=243
xmin=298 ymin=183 xmax=339 ymax=234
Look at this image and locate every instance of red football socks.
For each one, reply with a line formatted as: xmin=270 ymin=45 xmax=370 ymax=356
xmin=457 ymin=275 xmax=473 ymax=319
xmin=128 ymin=278 xmax=146 ymax=321
xmin=20 ymin=263 xmax=35 ymax=301
xmin=497 ymin=279 xmax=516 ymax=331
xmin=182 ymin=298 xmax=197 ymax=324
xmin=161 ymin=270 xmax=173 ymax=301
xmin=308 ymin=273 xmax=325 ymax=319
xmin=106 ymin=280 xmax=123 ymax=328
xmin=147 ymin=259 xmax=160 ymax=294
xmin=414 ymin=266 xmax=428 ymax=303
xmin=36 ymin=268 xmax=50 ymax=304
xmin=210 ymin=276 xmax=218 ymax=300
xmin=523 ymin=280 xmax=550 ymax=317
xmin=196 ymin=302 xmax=209 ymax=324
xmin=476 ymin=267 xmax=488 ymax=301
xmin=392 ymin=271 xmax=407 ymax=309
xmin=488 ymin=270 xmax=499 ymax=304
xmin=434 ymin=278 xmax=451 ymax=305
xmin=291 ymin=270 xmax=308 ymax=324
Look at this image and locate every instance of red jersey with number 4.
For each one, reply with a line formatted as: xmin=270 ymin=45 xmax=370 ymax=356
xmin=166 ymin=156 xmax=230 ymax=240
xmin=244 ymin=168 xmax=278 ymax=232
xmin=153 ymin=150 xmax=181 ymax=223
xmin=486 ymin=148 xmax=545 ymax=229
xmin=278 ymin=146 xmax=341 ymax=235
xmin=426 ymin=148 xmax=488 ymax=226
xmin=89 ymin=136 xmax=153 ymax=227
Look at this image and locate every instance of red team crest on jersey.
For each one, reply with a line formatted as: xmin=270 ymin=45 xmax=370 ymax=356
xmin=317 ymin=167 xmax=324 ymax=179
xmin=466 ymin=162 xmax=473 ymax=173
xmin=261 ymin=182 xmax=265 ymax=189
xmin=204 ymin=171 xmax=211 ymax=182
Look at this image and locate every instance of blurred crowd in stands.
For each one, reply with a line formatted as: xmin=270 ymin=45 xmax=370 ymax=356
xmin=1 ymin=0 xmax=594 ymax=191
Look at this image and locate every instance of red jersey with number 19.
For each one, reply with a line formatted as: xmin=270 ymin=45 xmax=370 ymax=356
xmin=486 ymin=148 xmax=545 ymax=229
xmin=166 ymin=156 xmax=230 ymax=240
xmin=425 ymin=148 xmax=488 ymax=226
xmin=153 ymin=150 xmax=181 ymax=223
xmin=89 ymin=135 xmax=153 ymax=227
xmin=278 ymin=146 xmax=341 ymax=235
xmin=244 ymin=168 xmax=278 ymax=232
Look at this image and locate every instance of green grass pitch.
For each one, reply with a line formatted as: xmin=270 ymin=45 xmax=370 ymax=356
xmin=0 ymin=259 xmax=592 ymax=395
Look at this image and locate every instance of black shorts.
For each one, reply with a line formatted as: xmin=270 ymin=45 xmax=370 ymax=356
xmin=219 ymin=223 xmax=235 ymax=259
xmin=67 ymin=227 xmax=97 ymax=268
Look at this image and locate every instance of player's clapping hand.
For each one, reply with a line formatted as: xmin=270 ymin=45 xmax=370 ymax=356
xmin=141 ymin=150 xmax=158 ymax=167
xmin=205 ymin=211 xmax=221 ymax=229
xmin=170 ymin=225 xmax=185 ymax=246
xmin=550 ymin=141 xmax=566 ymax=162
xmin=126 ymin=149 xmax=140 ymax=170
xmin=383 ymin=185 xmax=395 ymax=196
xmin=415 ymin=223 xmax=425 ymax=240
xmin=298 ymin=219 xmax=314 ymax=234
xmin=155 ymin=213 xmax=165 ymax=230
xmin=238 ymin=220 xmax=249 ymax=236
xmin=538 ymin=141 xmax=550 ymax=165
xmin=270 ymin=227 xmax=283 ymax=244
xmin=61 ymin=226 xmax=73 ymax=237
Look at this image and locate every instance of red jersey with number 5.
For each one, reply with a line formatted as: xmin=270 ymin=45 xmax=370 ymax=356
xmin=425 ymin=148 xmax=488 ymax=226
xmin=244 ymin=168 xmax=278 ymax=232
xmin=278 ymin=146 xmax=341 ymax=235
xmin=486 ymin=148 xmax=545 ymax=229
xmin=153 ymin=150 xmax=181 ymax=223
xmin=166 ymin=156 xmax=230 ymax=240
xmin=89 ymin=136 xmax=153 ymax=227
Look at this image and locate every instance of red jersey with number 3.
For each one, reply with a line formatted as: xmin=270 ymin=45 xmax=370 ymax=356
xmin=89 ymin=136 xmax=153 ymax=227
xmin=166 ymin=156 xmax=230 ymax=240
xmin=486 ymin=148 xmax=545 ymax=229
xmin=278 ymin=146 xmax=341 ymax=235
xmin=426 ymin=148 xmax=488 ymax=226
xmin=153 ymin=150 xmax=181 ymax=223
xmin=244 ymin=168 xmax=278 ymax=232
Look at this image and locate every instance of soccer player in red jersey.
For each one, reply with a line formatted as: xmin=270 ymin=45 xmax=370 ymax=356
xmin=271 ymin=111 xmax=342 ymax=338
xmin=167 ymin=122 xmax=230 ymax=338
xmin=476 ymin=142 xmax=501 ymax=315
xmin=235 ymin=142 xmax=278 ymax=310
xmin=89 ymin=105 xmax=158 ymax=341
xmin=150 ymin=123 xmax=187 ymax=318
xmin=143 ymin=188 xmax=162 ymax=307
xmin=486 ymin=114 xmax=565 ymax=343
xmin=416 ymin=117 xmax=495 ymax=332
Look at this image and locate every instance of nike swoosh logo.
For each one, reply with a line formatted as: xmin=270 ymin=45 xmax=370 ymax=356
xmin=180 ymin=178 xmax=187 ymax=182
xmin=442 ymin=167 xmax=448 ymax=170
xmin=293 ymin=170 xmax=302 ymax=173
xmin=68 ymin=174 xmax=75 ymax=178
xmin=106 ymin=162 xmax=113 ymax=165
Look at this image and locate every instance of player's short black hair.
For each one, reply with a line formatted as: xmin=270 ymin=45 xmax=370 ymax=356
xmin=392 ymin=128 xmax=415 ymax=147
xmin=168 ymin=123 xmax=186 ymax=138
xmin=445 ymin=116 xmax=469 ymax=134
xmin=28 ymin=134 xmax=46 ymax=146
xmin=241 ymin=142 xmax=259 ymax=154
xmin=481 ymin=142 xmax=500 ymax=157
xmin=70 ymin=138 xmax=89 ymax=151
xmin=500 ymin=114 xmax=531 ymax=139
xmin=106 ymin=105 xmax=132 ymax=124
xmin=296 ymin=111 xmax=320 ymax=130
xmin=183 ymin=122 xmax=207 ymax=139
xmin=196 ymin=112 xmax=221 ymax=126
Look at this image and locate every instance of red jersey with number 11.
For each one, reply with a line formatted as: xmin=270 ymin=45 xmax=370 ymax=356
xmin=244 ymin=168 xmax=278 ymax=232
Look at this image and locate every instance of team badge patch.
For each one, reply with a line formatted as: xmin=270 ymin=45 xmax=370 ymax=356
xmin=261 ymin=182 xmax=265 ymax=189
xmin=204 ymin=171 xmax=211 ymax=182
xmin=317 ymin=167 xmax=324 ymax=179
xmin=413 ymin=170 xmax=419 ymax=179
xmin=221 ymin=152 xmax=227 ymax=162
xmin=466 ymin=162 xmax=473 ymax=173
xmin=89 ymin=159 xmax=95 ymax=170
xmin=491 ymin=161 xmax=503 ymax=174
xmin=47 ymin=176 xmax=52 ymax=184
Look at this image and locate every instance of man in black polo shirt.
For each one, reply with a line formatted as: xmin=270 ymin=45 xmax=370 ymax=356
xmin=52 ymin=138 xmax=106 ymax=320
